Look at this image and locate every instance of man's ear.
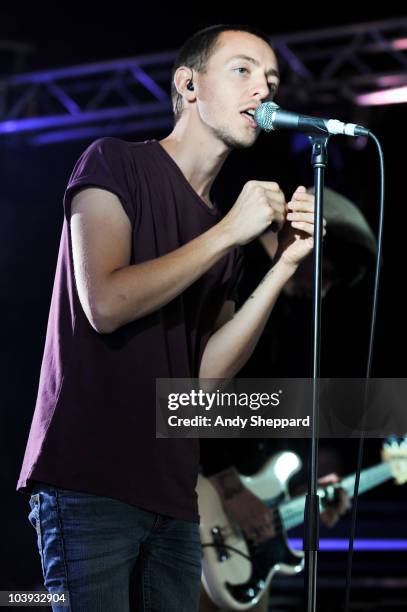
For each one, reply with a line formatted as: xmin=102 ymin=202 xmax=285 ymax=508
xmin=174 ymin=66 xmax=197 ymax=101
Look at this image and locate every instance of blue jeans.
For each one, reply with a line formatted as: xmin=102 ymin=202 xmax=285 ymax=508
xmin=27 ymin=483 xmax=202 ymax=611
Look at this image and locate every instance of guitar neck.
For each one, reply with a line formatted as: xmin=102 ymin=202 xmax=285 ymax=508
xmin=277 ymin=462 xmax=392 ymax=531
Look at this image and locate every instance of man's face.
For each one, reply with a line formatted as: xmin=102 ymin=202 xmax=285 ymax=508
xmin=195 ymin=30 xmax=279 ymax=149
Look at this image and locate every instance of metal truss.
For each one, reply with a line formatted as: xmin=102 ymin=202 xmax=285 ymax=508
xmin=271 ymin=17 xmax=407 ymax=108
xmin=0 ymin=17 xmax=406 ymax=145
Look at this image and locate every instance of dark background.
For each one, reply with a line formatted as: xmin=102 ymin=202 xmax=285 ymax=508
xmin=1 ymin=5 xmax=406 ymax=608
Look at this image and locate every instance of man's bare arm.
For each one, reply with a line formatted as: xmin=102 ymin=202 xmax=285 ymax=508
xmin=199 ymin=186 xmax=322 ymax=381
xmin=70 ymin=187 xmax=234 ymax=333
xmin=199 ymin=259 xmax=296 ymax=380
xmin=70 ymin=180 xmax=286 ymax=333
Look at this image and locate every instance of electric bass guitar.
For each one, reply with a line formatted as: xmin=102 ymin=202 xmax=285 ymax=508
xmin=197 ymin=439 xmax=407 ymax=610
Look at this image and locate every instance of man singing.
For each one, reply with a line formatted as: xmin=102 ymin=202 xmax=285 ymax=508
xmin=18 ymin=24 xmax=321 ymax=611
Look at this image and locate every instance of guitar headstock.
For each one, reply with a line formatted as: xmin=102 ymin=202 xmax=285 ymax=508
xmin=381 ymin=436 xmax=407 ymax=485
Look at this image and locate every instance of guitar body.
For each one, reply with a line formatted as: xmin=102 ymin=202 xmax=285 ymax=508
xmin=197 ymin=451 xmax=305 ymax=610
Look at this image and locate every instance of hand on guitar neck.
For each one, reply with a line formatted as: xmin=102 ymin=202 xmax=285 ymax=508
xmin=290 ymin=472 xmax=351 ymax=527
xmin=315 ymin=473 xmax=351 ymax=527
xmin=208 ymin=466 xmax=276 ymax=545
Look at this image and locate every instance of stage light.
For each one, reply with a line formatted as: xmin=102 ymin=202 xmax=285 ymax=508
xmin=357 ymin=86 xmax=407 ymax=106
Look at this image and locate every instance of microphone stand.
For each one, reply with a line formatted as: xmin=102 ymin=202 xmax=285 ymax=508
xmin=303 ymin=134 xmax=329 ymax=612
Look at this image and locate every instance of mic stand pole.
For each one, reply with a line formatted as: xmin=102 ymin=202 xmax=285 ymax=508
xmin=304 ymin=134 xmax=329 ymax=612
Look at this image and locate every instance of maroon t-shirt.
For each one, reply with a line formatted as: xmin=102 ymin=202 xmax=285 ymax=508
xmin=17 ymin=137 xmax=242 ymax=522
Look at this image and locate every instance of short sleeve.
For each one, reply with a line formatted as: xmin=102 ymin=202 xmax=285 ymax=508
xmin=63 ymin=137 xmax=136 ymax=225
xmin=225 ymin=246 xmax=244 ymax=304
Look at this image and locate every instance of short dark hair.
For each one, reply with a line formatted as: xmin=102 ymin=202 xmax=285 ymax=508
xmin=171 ymin=24 xmax=273 ymax=124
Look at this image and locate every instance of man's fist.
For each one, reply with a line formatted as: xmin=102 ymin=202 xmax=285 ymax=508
xmin=221 ymin=180 xmax=286 ymax=247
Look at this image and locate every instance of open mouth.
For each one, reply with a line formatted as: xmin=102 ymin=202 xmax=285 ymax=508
xmin=241 ymin=109 xmax=257 ymax=128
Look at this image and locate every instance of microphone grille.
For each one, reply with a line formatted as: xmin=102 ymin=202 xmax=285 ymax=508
xmin=254 ymin=102 xmax=280 ymax=131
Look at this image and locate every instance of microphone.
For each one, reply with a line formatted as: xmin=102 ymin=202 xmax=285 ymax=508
xmin=254 ymin=102 xmax=370 ymax=138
